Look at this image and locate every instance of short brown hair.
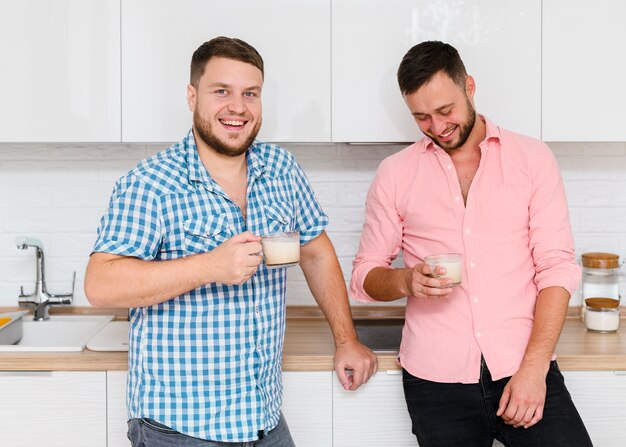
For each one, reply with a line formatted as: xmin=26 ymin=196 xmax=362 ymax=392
xmin=190 ymin=36 xmax=264 ymax=88
xmin=397 ymin=41 xmax=467 ymax=95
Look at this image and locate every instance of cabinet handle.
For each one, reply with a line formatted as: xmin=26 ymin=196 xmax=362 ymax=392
xmin=386 ymin=369 xmax=402 ymax=375
xmin=0 ymin=371 xmax=53 ymax=377
xmin=614 ymin=371 xmax=626 ymax=376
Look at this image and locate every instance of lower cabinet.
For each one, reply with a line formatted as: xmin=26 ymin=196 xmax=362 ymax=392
xmin=332 ymin=370 xmax=415 ymax=446
xmin=0 ymin=371 xmax=107 ymax=447
xmin=563 ymin=371 xmax=626 ymax=447
xmin=2 ymin=369 xmax=624 ymax=446
xmin=107 ymin=371 xmax=129 ymax=447
xmin=282 ymin=371 xmax=333 ymax=446
xmin=105 ymin=370 xmax=334 ymax=447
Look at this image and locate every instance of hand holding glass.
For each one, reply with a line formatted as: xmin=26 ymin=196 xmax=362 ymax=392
xmin=424 ymin=253 xmax=463 ymax=287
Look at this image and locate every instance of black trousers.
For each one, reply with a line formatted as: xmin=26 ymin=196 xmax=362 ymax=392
xmin=402 ymin=359 xmax=593 ymax=447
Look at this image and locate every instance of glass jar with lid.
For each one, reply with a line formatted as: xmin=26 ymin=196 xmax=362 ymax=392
xmin=580 ymin=252 xmax=620 ymax=320
xmin=581 ymin=252 xmax=620 ymax=301
xmin=584 ymin=298 xmax=620 ymax=333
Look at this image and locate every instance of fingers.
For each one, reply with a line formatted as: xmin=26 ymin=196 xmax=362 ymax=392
xmin=525 ymin=404 xmax=544 ymax=428
xmin=496 ymin=386 xmax=510 ymax=417
xmin=409 ymin=268 xmax=454 ymax=299
xmin=336 ymin=367 xmax=351 ymax=391
xmin=231 ymin=231 xmax=262 ymax=243
xmin=497 ymin=390 xmax=544 ymax=428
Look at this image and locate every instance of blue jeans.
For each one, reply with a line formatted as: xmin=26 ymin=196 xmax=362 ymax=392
xmin=127 ymin=413 xmax=295 ymax=447
xmin=402 ymin=359 xmax=593 ymax=447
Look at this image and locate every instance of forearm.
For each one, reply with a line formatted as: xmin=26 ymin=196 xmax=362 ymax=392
xmin=363 ymin=266 xmax=411 ymax=302
xmin=520 ymin=286 xmax=570 ymax=374
xmin=300 ymin=233 xmax=357 ymax=345
xmin=85 ymin=252 xmax=212 ymax=308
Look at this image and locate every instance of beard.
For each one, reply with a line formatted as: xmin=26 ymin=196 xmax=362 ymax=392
xmin=430 ymin=97 xmax=476 ymax=151
xmin=193 ymin=109 xmax=261 ymax=157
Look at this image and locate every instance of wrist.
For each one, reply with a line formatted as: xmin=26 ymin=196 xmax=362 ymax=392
xmin=519 ymin=356 xmax=551 ymax=377
xmin=398 ymin=268 xmax=412 ymax=296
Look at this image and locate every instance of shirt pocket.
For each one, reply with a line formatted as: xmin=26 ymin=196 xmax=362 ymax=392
xmin=483 ymin=186 xmax=531 ymax=241
xmin=183 ymin=215 xmax=234 ymax=254
xmin=264 ymin=201 xmax=294 ymax=235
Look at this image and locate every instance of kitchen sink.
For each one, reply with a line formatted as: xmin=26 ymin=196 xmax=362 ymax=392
xmin=354 ymin=318 xmax=404 ymax=352
xmin=0 ymin=314 xmax=114 ymax=352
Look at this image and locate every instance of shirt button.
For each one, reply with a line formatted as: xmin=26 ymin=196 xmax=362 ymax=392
xmin=447 ymin=164 xmax=452 ymax=170
xmin=454 ymin=196 xmax=461 ymax=201
xmin=255 ymin=306 xmax=260 ymax=314
xmin=473 ymin=296 xmax=479 ymax=303
xmin=470 ymin=262 xmax=476 ymax=268
xmin=465 ymin=228 xmax=471 ymax=234
xmin=476 ymin=331 xmax=482 ymax=338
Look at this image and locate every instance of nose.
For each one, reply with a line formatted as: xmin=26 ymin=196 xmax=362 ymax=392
xmin=430 ymin=116 xmax=447 ymax=135
xmin=226 ymin=94 xmax=246 ymax=114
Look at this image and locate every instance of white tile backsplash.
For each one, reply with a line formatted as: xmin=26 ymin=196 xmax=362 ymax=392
xmin=1 ymin=141 xmax=625 ymax=308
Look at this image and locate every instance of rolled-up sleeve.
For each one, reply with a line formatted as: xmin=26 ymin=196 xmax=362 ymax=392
xmin=291 ymin=161 xmax=329 ymax=244
xmin=529 ymin=144 xmax=581 ymax=296
xmin=92 ymin=176 xmax=163 ymax=260
xmin=350 ymin=159 xmax=403 ymax=302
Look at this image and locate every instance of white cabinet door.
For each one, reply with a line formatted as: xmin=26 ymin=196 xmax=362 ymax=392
xmin=563 ymin=371 xmax=626 ymax=447
xmin=332 ymin=0 xmax=541 ymax=142
xmin=121 ymin=0 xmax=331 ymax=143
xmin=108 ymin=371 xmax=130 ymax=447
xmin=0 ymin=371 xmax=106 ymax=447
xmin=282 ymin=371 xmax=333 ymax=447
xmin=332 ymin=370 xmax=415 ymax=446
xmin=0 ymin=0 xmax=120 ymax=142
xmin=542 ymin=1 xmax=626 ymax=141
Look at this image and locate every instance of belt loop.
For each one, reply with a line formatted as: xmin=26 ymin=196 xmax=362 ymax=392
xmin=258 ymin=429 xmax=265 ymax=440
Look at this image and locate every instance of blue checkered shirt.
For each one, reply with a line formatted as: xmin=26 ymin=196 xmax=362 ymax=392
xmin=92 ymin=130 xmax=328 ymax=442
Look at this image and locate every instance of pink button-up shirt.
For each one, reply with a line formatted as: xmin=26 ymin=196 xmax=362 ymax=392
xmin=350 ymin=116 xmax=580 ymax=383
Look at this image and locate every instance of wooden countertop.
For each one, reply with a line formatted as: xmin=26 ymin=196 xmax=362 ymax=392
xmin=1 ymin=307 xmax=625 ymax=371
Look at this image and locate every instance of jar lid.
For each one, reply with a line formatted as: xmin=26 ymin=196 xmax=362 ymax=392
xmin=581 ymin=252 xmax=619 ymax=269
xmin=585 ymin=297 xmax=620 ymax=309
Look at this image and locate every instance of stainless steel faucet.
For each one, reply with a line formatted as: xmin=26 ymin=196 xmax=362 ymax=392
xmin=16 ymin=236 xmax=75 ymax=321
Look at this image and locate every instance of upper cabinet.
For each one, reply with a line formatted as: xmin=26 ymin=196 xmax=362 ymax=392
xmin=542 ymin=0 xmax=626 ymax=142
xmin=121 ymin=0 xmax=331 ymax=143
xmin=0 ymin=0 xmax=121 ymax=142
xmin=331 ymin=0 xmax=542 ymax=142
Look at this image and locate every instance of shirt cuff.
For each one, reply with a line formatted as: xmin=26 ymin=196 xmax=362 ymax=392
xmin=350 ymin=259 xmax=390 ymax=303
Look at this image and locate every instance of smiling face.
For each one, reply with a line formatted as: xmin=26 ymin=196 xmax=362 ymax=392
xmin=187 ymin=56 xmax=263 ymax=157
xmin=403 ymin=71 xmax=477 ymax=151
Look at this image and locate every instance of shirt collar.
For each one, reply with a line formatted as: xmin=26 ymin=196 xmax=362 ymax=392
xmin=420 ymin=114 xmax=501 ymax=153
xmin=183 ymin=129 xmax=267 ymax=188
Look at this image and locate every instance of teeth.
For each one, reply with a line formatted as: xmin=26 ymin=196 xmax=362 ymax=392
xmin=441 ymin=127 xmax=455 ymax=138
xmin=221 ymin=119 xmax=244 ymax=126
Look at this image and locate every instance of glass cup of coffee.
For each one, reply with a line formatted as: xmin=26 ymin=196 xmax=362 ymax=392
xmin=424 ymin=253 xmax=463 ymax=287
xmin=261 ymin=231 xmax=300 ymax=269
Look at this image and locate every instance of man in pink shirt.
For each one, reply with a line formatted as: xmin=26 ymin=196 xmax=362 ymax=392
xmin=350 ymin=41 xmax=592 ymax=446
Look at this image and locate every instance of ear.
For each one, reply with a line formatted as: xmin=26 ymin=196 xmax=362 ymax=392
xmin=465 ymin=75 xmax=476 ymax=100
xmin=187 ymin=84 xmax=197 ymax=112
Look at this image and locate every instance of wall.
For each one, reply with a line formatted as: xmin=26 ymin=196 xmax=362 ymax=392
xmin=1 ymin=141 xmax=625 ymax=307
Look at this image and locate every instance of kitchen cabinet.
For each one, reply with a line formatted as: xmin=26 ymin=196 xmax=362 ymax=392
xmin=282 ymin=371 xmax=333 ymax=446
xmin=331 ymin=0 xmax=541 ymax=142
xmin=332 ymin=370 xmax=415 ymax=446
xmin=104 ymin=370 xmax=332 ymax=446
xmin=0 ymin=0 xmax=121 ymax=142
xmin=563 ymin=371 xmax=626 ymax=446
xmin=107 ymin=371 xmax=129 ymax=447
xmin=542 ymin=0 xmax=626 ymax=141
xmin=121 ymin=0 xmax=331 ymax=143
xmin=0 ymin=371 xmax=107 ymax=447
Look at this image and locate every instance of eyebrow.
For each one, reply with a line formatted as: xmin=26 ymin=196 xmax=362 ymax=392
xmin=207 ymin=82 xmax=262 ymax=92
xmin=413 ymin=102 xmax=455 ymax=117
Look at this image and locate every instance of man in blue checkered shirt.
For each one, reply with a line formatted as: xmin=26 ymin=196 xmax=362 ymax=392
xmin=85 ymin=37 xmax=377 ymax=446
